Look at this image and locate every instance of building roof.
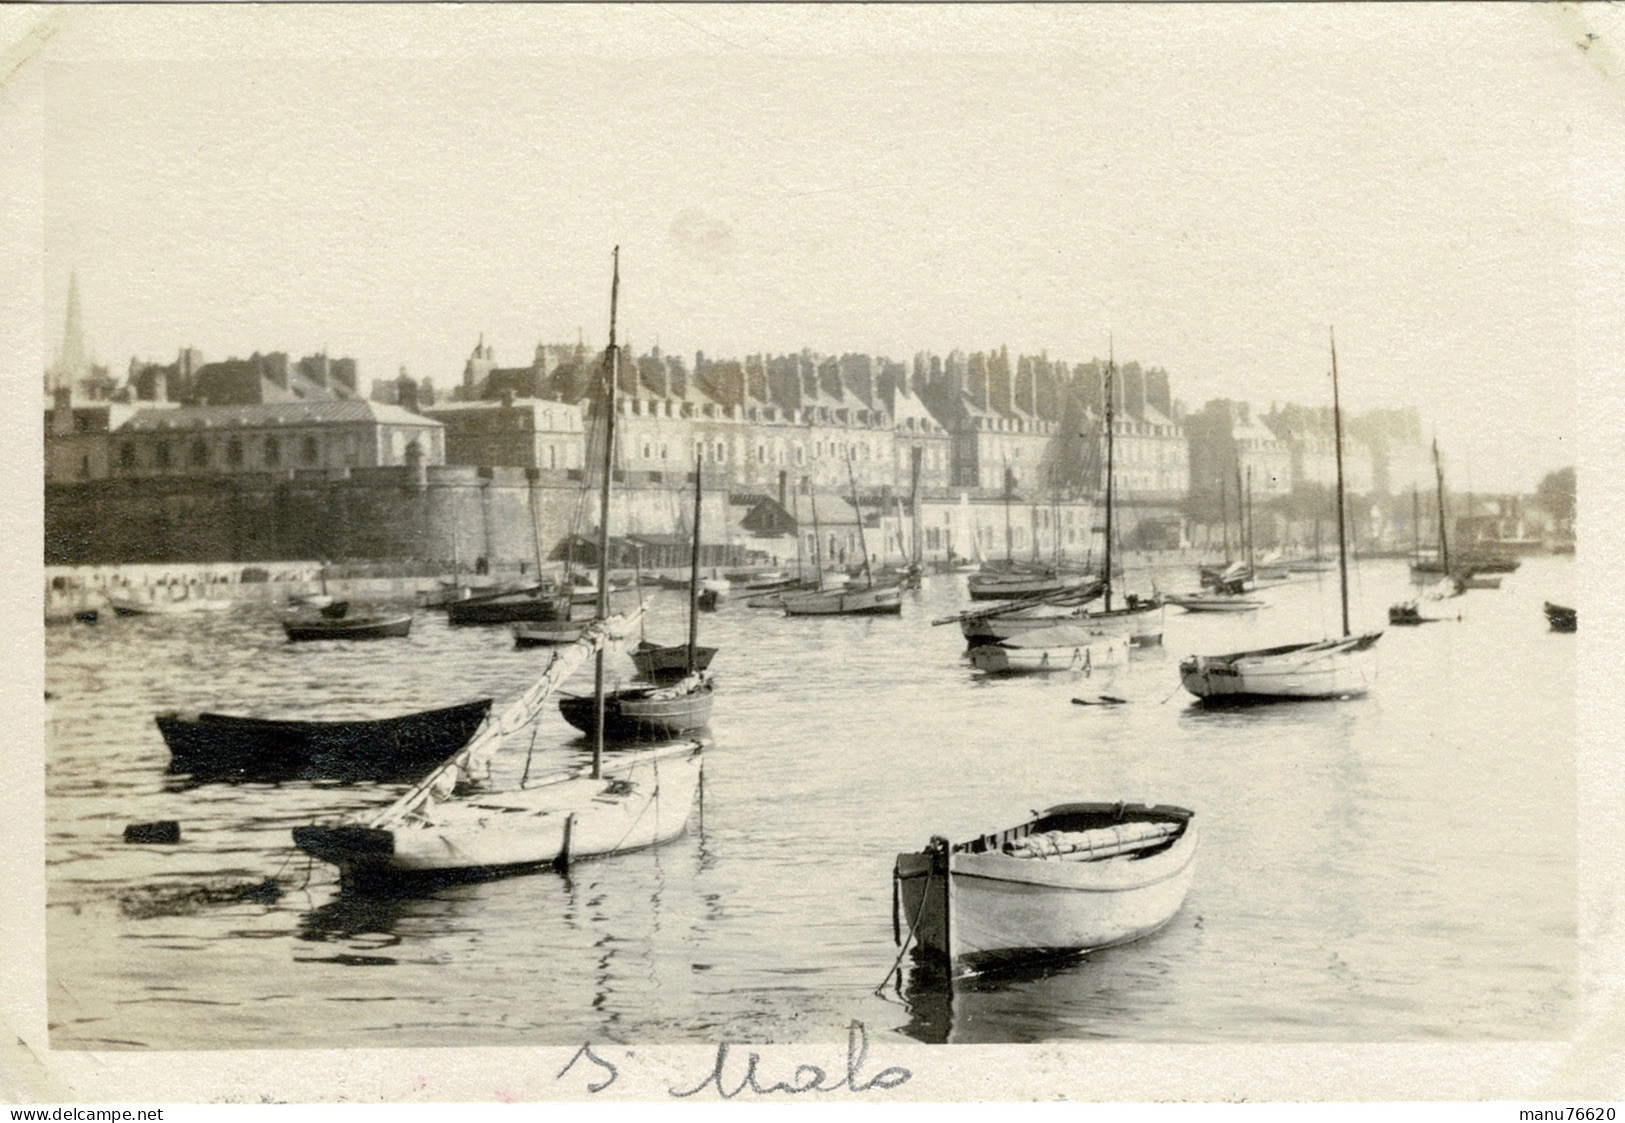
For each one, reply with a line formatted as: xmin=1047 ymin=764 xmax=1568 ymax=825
xmin=119 ymin=400 xmax=441 ymax=432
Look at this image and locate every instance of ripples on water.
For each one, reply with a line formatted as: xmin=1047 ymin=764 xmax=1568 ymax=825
xmin=44 ymin=558 xmax=1575 ymax=1048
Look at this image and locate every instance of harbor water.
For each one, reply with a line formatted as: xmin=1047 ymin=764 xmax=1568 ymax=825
xmin=44 ymin=556 xmax=1575 ymax=1047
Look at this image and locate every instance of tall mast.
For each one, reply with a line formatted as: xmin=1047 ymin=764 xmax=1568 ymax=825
xmin=909 ymin=445 xmax=923 ymax=569
xmin=1103 ymin=339 xmax=1115 ymax=613
xmin=846 ymin=455 xmax=873 ymax=588
xmin=1433 ymin=438 xmax=1450 ymax=574
xmin=1411 ymin=486 xmax=1420 ymax=563
xmin=1330 ymin=327 xmax=1350 ymax=638
xmin=1245 ymin=465 xmax=1255 ymax=571
xmin=794 ymin=479 xmax=805 ymax=582
xmin=687 ymin=451 xmax=702 ymax=673
xmin=1220 ymin=474 xmax=1230 ymax=561
xmin=810 ymin=488 xmax=823 ymax=589
xmin=1234 ymin=464 xmax=1246 ymax=570
xmin=592 ymin=247 xmax=620 ymax=780
xmin=1002 ymin=456 xmax=1013 ymax=565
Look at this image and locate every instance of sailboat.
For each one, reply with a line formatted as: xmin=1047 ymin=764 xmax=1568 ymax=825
xmin=1065 ymin=342 xmax=1164 ymax=646
xmin=1390 ymin=485 xmax=1448 ymax=624
xmin=1409 ymin=441 xmax=1496 ymax=590
xmin=1168 ymin=467 xmax=1263 ymax=612
xmin=559 ymin=272 xmax=714 ymax=741
xmin=630 ymin=453 xmax=719 ymax=682
xmin=1180 ymin=329 xmax=1382 ymax=702
xmin=781 ymin=460 xmax=903 ymax=616
xmin=291 ymin=250 xmax=702 ymax=888
xmin=966 ymin=462 xmax=1087 ymax=600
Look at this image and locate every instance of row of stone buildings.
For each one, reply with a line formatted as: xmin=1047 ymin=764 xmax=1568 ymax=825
xmin=45 ymin=271 xmax=1428 ymax=517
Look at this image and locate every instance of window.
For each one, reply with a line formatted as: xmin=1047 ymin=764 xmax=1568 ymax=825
xmin=302 ymin=436 xmax=319 ymax=465
xmin=643 ymin=442 xmax=653 ymax=460
xmin=190 ymin=441 xmax=208 ymax=468
xmin=79 ymin=454 xmax=90 ymax=478
xmin=118 ymin=444 xmax=135 ymax=470
xmin=227 ymin=438 xmax=244 ymax=467
xmin=715 ymin=441 xmax=725 ymax=462
xmin=660 ymin=444 xmax=668 ymax=460
xmin=155 ymin=441 xmax=171 ymax=469
xmin=794 ymin=444 xmax=805 ymax=466
xmin=264 ymin=437 xmax=280 ymax=468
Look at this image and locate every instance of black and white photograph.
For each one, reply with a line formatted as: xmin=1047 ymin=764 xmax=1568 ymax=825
xmin=6 ymin=1 xmax=1618 ymax=1106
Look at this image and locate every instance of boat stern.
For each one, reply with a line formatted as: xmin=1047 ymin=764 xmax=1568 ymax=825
xmin=293 ymin=824 xmax=395 ymax=870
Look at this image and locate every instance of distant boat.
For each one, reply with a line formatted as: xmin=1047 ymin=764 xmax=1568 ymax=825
xmin=157 ymin=699 xmax=493 ymax=782
xmin=627 ymin=453 xmax=721 ymax=685
xmin=782 ymin=465 xmax=904 ymax=617
xmin=893 ymin=801 xmax=1198 ymax=977
xmin=1181 ymin=330 xmax=1381 ymax=703
xmin=1387 ymin=601 xmax=1442 ymax=627
xmin=631 ymin=640 xmax=718 ymax=682
xmin=108 ymin=593 xmax=233 ymax=616
xmin=446 ymin=585 xmax=567 ymax=626
xmin=1163 ymin=592 xmax=1263 ymax=614
xmin=513 ymin=619 xmax=594 ymax=647
xmin=968 ymin=631 xmax=1130 ymax=675
xmin=967 ymin=568 xmax=1089 ymax=601
xmin=283 ymin=613 xmax=412 ymax=642
xmin=1544 ymin=602 xmax=1576 ymax=632
xmin=558 ymin=671 xmax=715 ymax=740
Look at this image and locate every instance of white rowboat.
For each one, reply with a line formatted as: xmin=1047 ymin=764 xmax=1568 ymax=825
xmin=894 ymin=802 xmax=1197 ymax=976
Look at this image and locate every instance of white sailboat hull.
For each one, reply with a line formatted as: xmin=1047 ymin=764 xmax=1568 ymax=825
xmin=294 ymin=743 xmax=702 ymax=886
xmin=1179 ymin=634 xmax=1381 ymax=701
xmin=969 ymin=635 xmax=1130 ymax=674
xmin=1163 ymin=594 xmax=1264 ymax=613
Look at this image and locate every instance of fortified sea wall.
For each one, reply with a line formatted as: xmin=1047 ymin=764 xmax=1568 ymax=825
xmin=44 ymin=465 xmax=738 ymax=568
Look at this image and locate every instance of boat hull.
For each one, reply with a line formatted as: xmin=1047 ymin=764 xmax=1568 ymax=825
xmin=1180 ymin=633 xmax=1381 ymax=702
xmin=283 ymin=614 xmax=412 ymax=641
xmin=895 ymin=803 xmax=1197 ymax=974
xmin=293 ymin=744 xmax=703 ymax=888
xmin=447 ymin=589 xmax=567 ymax=626
xmin=1544 ymin=602 xmax=1576 ymax=632
xmin=157 ymin=698 xmax=493 ymax=782
xmin=969 ymin=635 xmax=1129 ymax=674
xmin=781 ymin=586 xmax=903 ymax=616
xmin=968 ymin=575 xmax=1088 ymax=601
xmin=109 ymin=595 xmax=234 ymax=616
xmin=1164 ymin=594 xmax=1263 ymax=613
xmin=630 ymin=641 xmax=719 ymax=681
xmin=558 ymin=681 xmax=715 ymax=740
xmin=513 ymin=620 xmax=594 ymax=647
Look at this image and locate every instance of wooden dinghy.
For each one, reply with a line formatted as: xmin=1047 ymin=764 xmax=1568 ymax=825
xmin=513 ymin=619 xmax=595 ymax=647
xmin=558 ymin=671 xmax=714 ymax=741
xmin=109 ymin=593 xmax=234 ymax=616
xmin=446 ymin=585 xmax=567 ymax=626
xmin=894 ymin=802 xmax=1197 ymax=976
xmin=1163 ymin=592 xmax=1264 ymax=614
xmin=781 ymin=583 xmax=902 ymax=616
xmin=968 ymin=631 xmax=1130 ymax=675
xmin=1180 ymin=632 xmax=1381 ymax=702
xmin=157 ymin=698 xmax=494 ymax=782
xmin=967 ymin=570 xmax=1090 ymax=601
xmin=630 ymin=640 xmax=718 ymax=682
xmin=1388 ymin=601 xmax=1441 ymax=626
xmin=283 ymin=613 xmax=412 ymax=642
xmin=1544 ymin=602 xmax=1576 ymax=632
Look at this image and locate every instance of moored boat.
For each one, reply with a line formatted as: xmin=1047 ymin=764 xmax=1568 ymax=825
xmin=283 ymin=613 xmax=412 ymax=641
xmin=1387 ymin=601 xmax=1440 ymax=626
xmin=781 ymin=583 xmax=902 ymax=616
xmin=1544 ymin=601 xmax=1576 ymax=632
xmin=157 ymin=698 xmax=493 ymax=782
xmin=108 ymin=593 xmax=234 ymax=616
xmin=446 ymin=585 xmax=568 ymax=626
xmin=631 ymin=640 xmax=718 ymax=682
xmin=513 ymin=619 xmax=594 ymax=647
xmin=1181 ymin=330 xmax=1380 ymax=705
xmin=968 ymin=632 xmax=1130 ymax=675
xmin=893 ymin=802 xmax=1198 ymax=976
xmin=1163 ymin=592 xmax=1264 ymax=614
xmin=558 ymin=671 xmax=715 ymax=740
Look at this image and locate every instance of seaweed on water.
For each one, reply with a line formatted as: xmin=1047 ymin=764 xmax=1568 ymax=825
xmin=118 ymin=877 xmax=284 ymax=919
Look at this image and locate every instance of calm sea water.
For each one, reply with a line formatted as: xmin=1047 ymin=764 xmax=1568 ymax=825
xmin=44 ymin=556 xmax=1575 ymax=1048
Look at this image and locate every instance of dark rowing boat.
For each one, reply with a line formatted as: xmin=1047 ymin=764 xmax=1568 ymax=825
xmin=630 ymin=640 xmax=718 ymax=682
xmin=1544 ymin=602 xmax=1576 ymax=632
xmin=156 ymin=698 xmax=494 ymax=781
xmin=558 ymin=674 xmax=714 ymax=741
xmin=283 ymin=613 xmax=412 ymax=641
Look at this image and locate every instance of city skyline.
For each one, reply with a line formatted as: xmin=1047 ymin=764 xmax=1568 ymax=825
xmin=29 ymin=4 xmax=1610 ymax=492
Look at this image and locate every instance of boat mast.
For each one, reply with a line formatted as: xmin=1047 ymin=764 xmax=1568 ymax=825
xmin=910 ymin=445 xmax=924 ymax=570
xmin=794 ymin=479 xmax=805 ymax=582
xmin=1234 ymin=464 xmax=1246 ymax=571
xmin=846 ymin=455 xmax=874 ymax=588
xmin=810 ymin=488 xmax=823 ymax=589
xmin=592 ymin=247 xmax=620 ymax=781
xmin=1002 ymin=456 xmax=1013 ymax=565
xmin=1330 ymin=326 xmax=1351 ymax=638
xmin=1433 ymin=438 xmax=1450 ymax=574
xmin=1245 ymin=464 xmax=1255 ymax=573
xmin=1220 ymin=474 xmax=1230 ymax=561
xmin=1103 ymin=339 xmax=1115 ymax=613
xmin=1411 ymin=486 xmax=1420 ymax=564
xmin=687 ymin=450 xmax=702 ymax=674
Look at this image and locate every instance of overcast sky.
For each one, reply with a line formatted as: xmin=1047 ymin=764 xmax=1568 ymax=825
xmin=23 ymin=4 xmax=1619 ymax=492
